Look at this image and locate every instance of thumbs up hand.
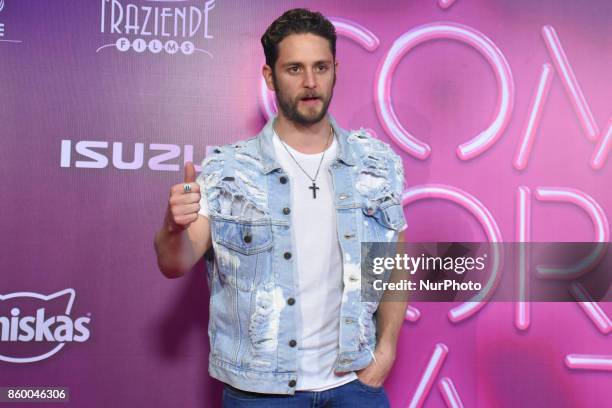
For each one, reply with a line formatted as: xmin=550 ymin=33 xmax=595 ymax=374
xmin=166 ymin=162 xmax=202 ymax=232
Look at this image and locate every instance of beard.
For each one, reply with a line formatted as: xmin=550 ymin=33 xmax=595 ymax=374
xmin=272 ymin=72 xmax=336 ymax=126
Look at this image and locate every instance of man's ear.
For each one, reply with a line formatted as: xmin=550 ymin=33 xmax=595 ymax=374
xmin=262 ymin=65 xmax=275 ymax=91
xmin=334 ymin=60 xmax=339 ymax=76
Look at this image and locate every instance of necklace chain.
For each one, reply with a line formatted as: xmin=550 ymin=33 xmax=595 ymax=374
xmin=274 ymin=125 xmax=333 ymax=184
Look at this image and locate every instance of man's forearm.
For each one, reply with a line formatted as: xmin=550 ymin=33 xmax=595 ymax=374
xmin=355 ymin=230 xmax=408 ymax=386
xmin=376 ymin=229 xmax=408 ymax=348
xmin=154 ymin=210 xmax=199 ymax=278
xmin=375 ymin=296 xmax=407 ymax=348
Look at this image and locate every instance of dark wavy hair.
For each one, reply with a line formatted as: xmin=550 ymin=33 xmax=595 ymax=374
xmin=261 ymin=8 xmax=337 ymax=71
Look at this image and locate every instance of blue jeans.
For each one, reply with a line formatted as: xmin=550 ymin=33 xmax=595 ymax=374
xmin=222 ymin=379 xmax=390 ymax=407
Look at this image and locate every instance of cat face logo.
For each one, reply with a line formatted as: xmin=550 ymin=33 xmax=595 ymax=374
xmin=0 ymin=289 xmax=91 ymax=364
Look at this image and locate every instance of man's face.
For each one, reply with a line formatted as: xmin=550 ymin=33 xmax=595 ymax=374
xmin=270 ymin=33 xmax=337 ymax=125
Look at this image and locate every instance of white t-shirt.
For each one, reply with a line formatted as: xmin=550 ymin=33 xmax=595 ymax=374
xmin=198 ymin=130 xmax=357 ymax=391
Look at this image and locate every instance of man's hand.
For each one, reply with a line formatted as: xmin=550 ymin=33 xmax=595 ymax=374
xmin=166 ymin=161 xmax=201 ymax=233
xmin=355 ymin=339 xmax=397 ymax=388
xmin=155 ymin=161 xmax=212 ymax=278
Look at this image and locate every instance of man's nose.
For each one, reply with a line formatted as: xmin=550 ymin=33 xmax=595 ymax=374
xmin=303 ymin=68 xmax=317 ymax=89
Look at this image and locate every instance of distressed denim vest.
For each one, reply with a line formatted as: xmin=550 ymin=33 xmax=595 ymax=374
xmin=198 ymin=114 xmax=407 ymax=394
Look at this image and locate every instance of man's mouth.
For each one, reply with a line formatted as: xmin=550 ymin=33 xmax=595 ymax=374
xmin=300 ymin=96 xmax=320 ymax=104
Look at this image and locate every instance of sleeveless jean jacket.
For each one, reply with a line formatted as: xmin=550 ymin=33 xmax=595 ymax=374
xmin=197 ymin=114 xmax=407 ymax=394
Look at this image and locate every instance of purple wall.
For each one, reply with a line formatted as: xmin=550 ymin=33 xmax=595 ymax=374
xmin=1 ymin=0 xmax=610 ymax=406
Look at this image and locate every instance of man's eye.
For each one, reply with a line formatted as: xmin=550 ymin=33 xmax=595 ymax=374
xmin=317 ymin=65 xmax=328 ymax=71
xmin=289 ymin=66 xmax=300 ymax=73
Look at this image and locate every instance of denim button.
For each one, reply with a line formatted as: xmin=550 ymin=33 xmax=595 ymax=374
xmin=279 ymin=176 xmax=288 ymax=184
xmin=283 ymin=207 xmax=291 ymax=215
xmin=289 ymin=339 xmax=297 ymax=347
xmin=243 ymin=235 xmax=252 ymax=243
xmin=284 ymin=252 xmax=292 ymax=260
xmin=288 ymin=380 xmax=296 ymax=387
xmin=338 ymin=193 xmax=348 ymax=200
xmin=287 ymin=298 xmax=295 ymax=305
xmin=213 ymin=148 xmax=221 ymax=153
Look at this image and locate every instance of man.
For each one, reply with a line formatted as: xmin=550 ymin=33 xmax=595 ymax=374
xmin=154 ymin=8 xmax=408 ymax=407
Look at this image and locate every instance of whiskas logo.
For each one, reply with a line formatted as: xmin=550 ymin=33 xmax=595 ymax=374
xmin=97 ymin=0 xmax=215 ymax=56
xmin=0 ymin=289 xmax=91 ymax=364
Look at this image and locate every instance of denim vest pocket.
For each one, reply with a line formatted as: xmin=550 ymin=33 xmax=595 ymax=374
xmin=214 ymin=219 xmax=273 ymax=254
xmin=212 ymin=217 xmax=273 ymax=291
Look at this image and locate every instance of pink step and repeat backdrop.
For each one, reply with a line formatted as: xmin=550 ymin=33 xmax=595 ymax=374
xmin=1 ymin=0 xmax=611 ymax=406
